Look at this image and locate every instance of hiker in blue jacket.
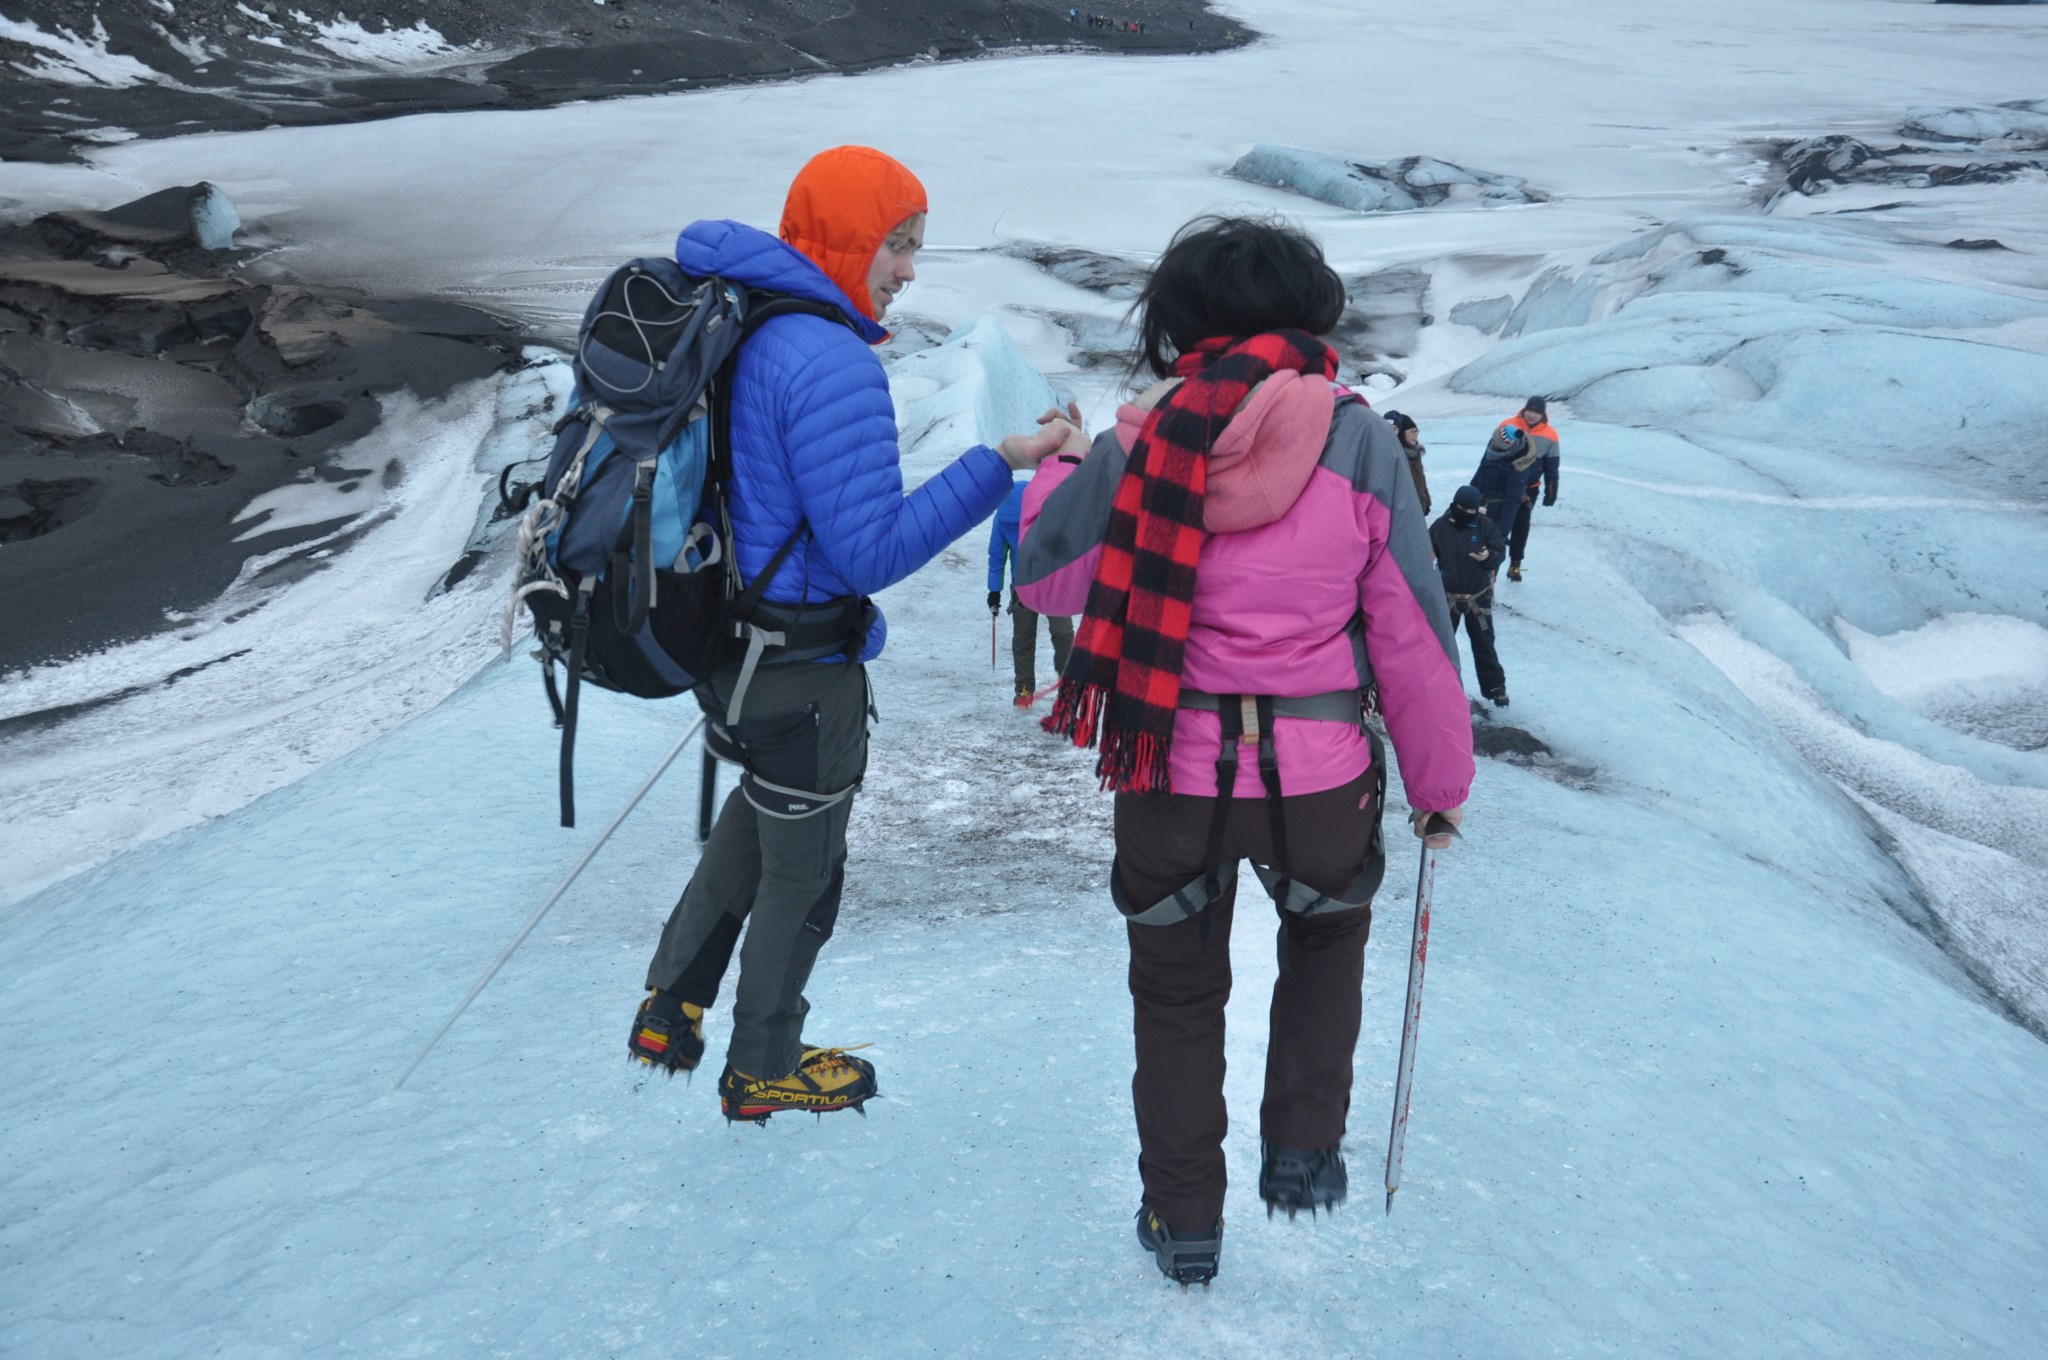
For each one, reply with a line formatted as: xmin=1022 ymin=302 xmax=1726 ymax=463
xmin=988 ymin=476 xmax=1075 ymax=704
xmin=628 ymin=146 xmax=1080 ymax=1119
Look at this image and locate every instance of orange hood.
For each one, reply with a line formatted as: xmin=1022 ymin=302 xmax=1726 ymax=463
xmin=779 ymin=146 xmax=927 ymax=324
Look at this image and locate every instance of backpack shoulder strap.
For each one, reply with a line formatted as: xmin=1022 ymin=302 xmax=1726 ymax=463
xmin=739 ymin=294 xmax=852 ymax=338
xmin=706 ymin=292 xmax=857 ymax=488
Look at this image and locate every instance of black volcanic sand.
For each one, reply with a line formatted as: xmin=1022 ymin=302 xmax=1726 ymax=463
xmin=0 ymin=189 xmax=526 ymax=672
xmin=1 ymin=0 xmax=1248 ymax=163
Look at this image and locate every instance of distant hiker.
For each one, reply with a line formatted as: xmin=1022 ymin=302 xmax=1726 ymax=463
xmin=1015 ymin=216 xmax=1473 ymax=1287
xmin=1430 ymin=485 xmax=1509 ymax=706
xmin=1382 ymin=408 xmax=1430 ymax=515
xmin=1506 ymin=400 xmax=1558 ymax=581
xmin=1469 ymin=395 xmax=1558 ymax=581
xmin=989 ymin=472 xmax=1075 ymax=705
xmin=628 ymin=147 xmax=1079 ymax=1121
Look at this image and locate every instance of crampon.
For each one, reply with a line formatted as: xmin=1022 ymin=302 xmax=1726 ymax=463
xmin=718 ymin=1045 xmax=878 ymax=1123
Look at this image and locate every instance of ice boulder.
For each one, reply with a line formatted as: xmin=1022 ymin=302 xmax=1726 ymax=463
xmin=1904 ymin=100 xmax=2048 ymax=147
xmin=34 ymin=181 xmax=241 ymax=262
xmin=96 ymin=181 xmax=241 ymax=250
xmin=1226 ymin=145 xmax=1539 ymax=213
xmin=1450 ymin=295 xmax=1515 ymax=334
xmin=995 ymin=241 xmax=1149 ymax=298
xmin=1770 ymin=102 xmax=2048 ymax=203
xmin=1778 ymin=134 xmax=1878 ymax=194
xmin=885 ymin=315 xmax=1061 ymax=479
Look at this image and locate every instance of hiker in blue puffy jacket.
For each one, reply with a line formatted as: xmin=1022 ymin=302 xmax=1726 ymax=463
xmin=629 ymin=146 xmax=1082 ymax=1119
xmin=988 ymin=478 xmax=1075 ymax=703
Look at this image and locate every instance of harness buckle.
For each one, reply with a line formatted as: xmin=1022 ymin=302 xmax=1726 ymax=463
xmin=1238 ymin=695 xmax=1261 ymax=744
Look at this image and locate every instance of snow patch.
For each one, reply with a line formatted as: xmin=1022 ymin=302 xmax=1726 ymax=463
xmin=310 ymin=18 xmax=467 ymax=69
xmin=66 ymin=126 xmax=141 ymax=145
xmin=1839 ymin=614 xmax=2048 ymax=751
xmin=0 ymin=382 xmax=510 ymax=908
xmin=151 ymin=22 xmax=219 ymax=66
xmin=0 ymin=15 xmax=161 ymax=87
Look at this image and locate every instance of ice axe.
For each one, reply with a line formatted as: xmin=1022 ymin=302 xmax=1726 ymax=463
xmin=1385 ymin=811 xmax=1458 ymax=1214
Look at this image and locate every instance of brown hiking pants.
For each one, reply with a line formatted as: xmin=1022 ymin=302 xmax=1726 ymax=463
xmin=1112 ymin=766 xmax=1382 ymax=1232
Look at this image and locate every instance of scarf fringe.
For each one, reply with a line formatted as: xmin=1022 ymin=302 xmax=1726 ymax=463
xmin=1042 ymin=677 xmax=1103 ymax=749
xmin=1097 ymin=726 xmax=1172 ymax=795
xmin=1043 ymin=680 xmax=1174 ymax=794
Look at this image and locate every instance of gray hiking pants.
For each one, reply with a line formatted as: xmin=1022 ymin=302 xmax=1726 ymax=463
xmin=1009 ymin=589 xmax=1074 ymax=694
xmin=645 ymin=659 xmax=869 ymax=1079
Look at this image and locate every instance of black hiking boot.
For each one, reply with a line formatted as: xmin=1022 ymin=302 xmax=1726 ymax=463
xmin=1260 ymin=1143 xmax=1348 ymax=1220
xmin=718 ymin=1046 xmax=878 ymax=1123
xmin=1507 ymin=561 xmax=1523 ymax=583
xmin=1488 ymin=689 xmax=1511 ymax=708
xmin=627 ymin=988 xmax=705 ymax=1074
xmin=1136 ymin=1204 xmax=1222 ymax=1288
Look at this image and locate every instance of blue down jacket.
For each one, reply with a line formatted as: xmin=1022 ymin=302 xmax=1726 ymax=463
xmin=673 ymin=219 xmax=1013 ymax=661
xmin=987 ymin=479 xmax=1028 ymax=593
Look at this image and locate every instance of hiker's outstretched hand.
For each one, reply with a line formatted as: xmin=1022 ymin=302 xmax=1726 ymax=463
xmin=1038 ymin=403 xmax=1090 ymax=455
xmin=998 ymin=421 xmax=1080 ymax=470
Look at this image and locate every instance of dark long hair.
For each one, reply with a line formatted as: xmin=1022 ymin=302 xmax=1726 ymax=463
xmin=1132 ymin=215 xmax=1348 ymax=379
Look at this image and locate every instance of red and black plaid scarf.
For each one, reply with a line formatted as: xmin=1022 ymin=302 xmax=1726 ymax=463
xmin=1043 ymin=330 xmax=1338 ymax=792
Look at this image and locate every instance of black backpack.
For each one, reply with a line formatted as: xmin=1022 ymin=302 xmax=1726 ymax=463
xmin=500 ymin=259 xmax=857 ymax=826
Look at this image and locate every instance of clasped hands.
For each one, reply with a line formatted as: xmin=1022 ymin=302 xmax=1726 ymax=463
xmin=996 ymin=401 xmax=1090 ymax=470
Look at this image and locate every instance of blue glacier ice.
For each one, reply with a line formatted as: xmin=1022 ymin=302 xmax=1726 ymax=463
xmin=1226 ymin=145 xmax=1538 ymax=214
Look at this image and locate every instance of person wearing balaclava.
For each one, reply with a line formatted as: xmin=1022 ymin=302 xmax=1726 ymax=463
xmin=1429 ymin=485 xmax=1510 ymax=706
xmin=627 ymin=147 xmax=1083 ymax=1121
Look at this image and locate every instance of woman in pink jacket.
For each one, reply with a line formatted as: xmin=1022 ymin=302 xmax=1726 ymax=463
xmin=1015 ymin=216 xmax=1473 ymax=1287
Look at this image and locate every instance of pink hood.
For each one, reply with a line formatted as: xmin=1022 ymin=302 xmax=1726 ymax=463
xmin=1115 ymin=372 xmax=1338 ymax=533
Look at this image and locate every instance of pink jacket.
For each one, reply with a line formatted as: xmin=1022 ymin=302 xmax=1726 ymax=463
xmin=1016 ymin=378 xmax=1473 ymax=811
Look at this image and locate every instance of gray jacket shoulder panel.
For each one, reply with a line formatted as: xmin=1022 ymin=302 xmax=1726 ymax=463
xmin=1322 ymin=400 xmax=1459 ymax=669
xmin=1014 ymin=427 xmax=1127 ymax=588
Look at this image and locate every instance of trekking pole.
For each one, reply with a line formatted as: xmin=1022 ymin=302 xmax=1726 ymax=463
xmin=1385 ymin=812 xmax=1458 ymax=1214
xmin=394 ymin=714 xmax=708 ymax=1090
xmin=990 ymin=611 xmax=998 ymax=669
xmin=697 ymin=749 xmax=718 ymax=844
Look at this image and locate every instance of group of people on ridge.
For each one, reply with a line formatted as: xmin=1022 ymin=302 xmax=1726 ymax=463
xmin=619 ymin=146 xmax=1476 ymax=1288
xmin=1383 ymin=398 xmax=1562 ymax=707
